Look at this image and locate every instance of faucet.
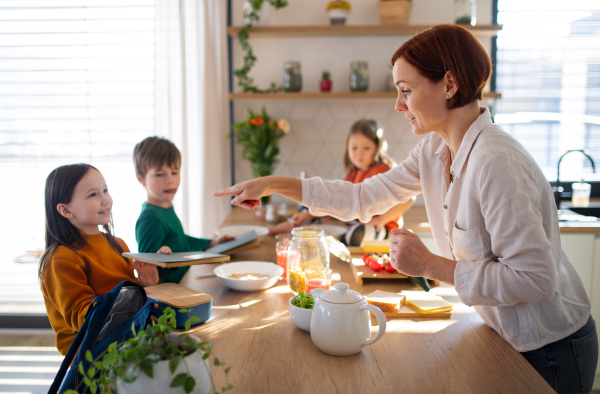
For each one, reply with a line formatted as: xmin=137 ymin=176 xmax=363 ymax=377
xmin=554 ymin=149 xmax=596 ymax=208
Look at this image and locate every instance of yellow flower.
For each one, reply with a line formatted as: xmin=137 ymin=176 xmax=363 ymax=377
xmin=276 ymin=119 xmax=290 ymax=133
xmin=326 ymin=1 xmax=351 ymax=11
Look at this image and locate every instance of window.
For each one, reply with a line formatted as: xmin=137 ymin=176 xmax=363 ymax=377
xmin=0 ymin=0 xmax=155 ymax=313
xmin=495 ymin=0 xmax=600 ymax=183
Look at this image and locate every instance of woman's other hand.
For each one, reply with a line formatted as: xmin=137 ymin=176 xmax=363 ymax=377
xmin=134 ymin=260 xmax=160 ymax=287
xmin=213 ymin=178 xmax=268 ymax=209
xmin=213 ymin=176 xmax=302 ymax=209
xmin=291 ymin=210 xmax=313 ymax=226
xmin=365 ymin=215 xmax=385 ymax=231
xmin=389 ymin=228 xmax=457 ymax=284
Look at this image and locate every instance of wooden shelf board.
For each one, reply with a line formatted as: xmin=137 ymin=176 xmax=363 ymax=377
xmin=228 ymin=24 xmax=502 ymax=38
xmin=230 ymin=91 xmax=502 ymax=100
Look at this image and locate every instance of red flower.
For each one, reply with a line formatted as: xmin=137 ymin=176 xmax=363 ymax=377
xmin=249 ymin=117 xmax=265 ymax=126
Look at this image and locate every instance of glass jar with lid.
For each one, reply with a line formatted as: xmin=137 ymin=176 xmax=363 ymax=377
xmin=286 ymin=227 xmax=330 ymax=294
xmin=283 ymin=61 xmax=302 ymax=92
xmin=454 ymin=0 xmax=476 ymax=25
xmin=349 ymin=61 xmax=369 ymax=92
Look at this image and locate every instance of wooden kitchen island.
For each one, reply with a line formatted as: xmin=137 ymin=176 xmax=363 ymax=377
xmin=180 ymin=208 xmax=553 ymax=394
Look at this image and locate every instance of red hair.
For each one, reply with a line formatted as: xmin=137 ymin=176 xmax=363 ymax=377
xmin=391 ymin=24 xmax=492 ymax=108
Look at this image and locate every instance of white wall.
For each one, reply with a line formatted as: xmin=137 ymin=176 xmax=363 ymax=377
xmin=229 ymin=0 xmax=495 ymax=203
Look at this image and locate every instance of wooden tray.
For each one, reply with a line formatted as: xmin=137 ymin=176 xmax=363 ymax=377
xmin=349 ymin=255 xmax=439 ymax=288
xmin=349 ymin=256 xmax=407 ymax=285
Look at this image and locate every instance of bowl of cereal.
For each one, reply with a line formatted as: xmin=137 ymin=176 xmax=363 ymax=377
xmin=213 ymin=261 xmax=283 ymax=292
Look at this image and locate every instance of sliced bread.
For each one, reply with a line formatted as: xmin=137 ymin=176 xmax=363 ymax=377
xmin=366 ymin=290 xmax=406 ymax=313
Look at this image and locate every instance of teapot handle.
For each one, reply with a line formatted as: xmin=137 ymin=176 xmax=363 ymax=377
xmin=360 ymin=304 xmax=386 ymax=346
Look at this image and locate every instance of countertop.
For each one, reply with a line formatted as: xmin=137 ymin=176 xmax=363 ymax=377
xmin=178 ymin=207 xmax=553 ymax=394
xmin=403 ymin=205 xmax=600 ymax=234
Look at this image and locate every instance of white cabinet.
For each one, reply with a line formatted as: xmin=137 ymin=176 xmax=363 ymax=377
xmin=560 ymin=233 xmax=600 ymax=389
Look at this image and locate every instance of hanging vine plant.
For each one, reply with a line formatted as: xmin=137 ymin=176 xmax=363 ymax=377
xmin=235 ymin=0 xmax=288 ymax=93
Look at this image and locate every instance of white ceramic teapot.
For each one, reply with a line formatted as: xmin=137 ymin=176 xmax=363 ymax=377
xmin=310 ymin=282 xmax=386 ymax=356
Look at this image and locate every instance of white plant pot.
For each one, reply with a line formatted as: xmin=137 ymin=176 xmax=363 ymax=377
xmin=117 ymin=334 xmax=211 ymax=394
xmin=243 ymin=1 xmax=272 ymax=26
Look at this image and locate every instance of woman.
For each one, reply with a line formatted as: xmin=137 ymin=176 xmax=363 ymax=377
xmin=215 ymin=25 xmax=597 ymax=393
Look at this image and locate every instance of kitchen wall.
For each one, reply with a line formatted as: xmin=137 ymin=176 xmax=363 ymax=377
xmin=229 ymin=0 xmax=494 ymax=204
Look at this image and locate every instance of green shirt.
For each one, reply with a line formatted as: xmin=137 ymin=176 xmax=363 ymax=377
xmin=135 ymin=202 xmax=211 ymax=284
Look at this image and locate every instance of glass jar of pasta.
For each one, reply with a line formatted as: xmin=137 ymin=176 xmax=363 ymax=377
xmin=286 ymin=227 xmax=330 ymax=294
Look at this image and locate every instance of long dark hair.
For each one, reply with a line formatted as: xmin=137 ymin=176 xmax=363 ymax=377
xmin=38 ymin=164 xmax=126 ymax=281
xmin=343 ymin=119 xmax=396 ymax=172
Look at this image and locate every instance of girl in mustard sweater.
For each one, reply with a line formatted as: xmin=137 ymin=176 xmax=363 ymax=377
xmin=39 ymin=164 xmax=159 ymax=354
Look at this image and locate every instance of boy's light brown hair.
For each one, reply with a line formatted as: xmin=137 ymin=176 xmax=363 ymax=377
xmin=133 ymin=136 xmax=181 ymax=177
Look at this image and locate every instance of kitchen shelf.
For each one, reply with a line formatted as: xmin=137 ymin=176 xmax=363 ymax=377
xmin=228 ymin=24 xmax=503 ymax=38
xmin=229 ymin=91 xmax=502 ymax=100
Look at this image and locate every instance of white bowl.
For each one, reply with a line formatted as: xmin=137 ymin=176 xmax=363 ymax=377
xmin=311 ymin=224 xmax=348 ymax=239
xmin=289 ymin=296 xmax=313 ymax=332
xmin=216 ymin=225 xmax=269 ymax=237
xmin=213 ymin=261 xmax=283 ymax=292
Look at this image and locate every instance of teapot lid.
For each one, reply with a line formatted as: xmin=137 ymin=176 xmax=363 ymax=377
xmin=320 ymin=282 xmax=364 ymax=304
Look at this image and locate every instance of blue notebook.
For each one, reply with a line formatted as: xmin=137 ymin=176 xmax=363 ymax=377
xmin=204 ymin=230 xmax=258 ymax=254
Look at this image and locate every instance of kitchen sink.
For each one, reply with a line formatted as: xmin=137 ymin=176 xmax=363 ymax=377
xmin=568 ymin=207 xmax=600 ymax=218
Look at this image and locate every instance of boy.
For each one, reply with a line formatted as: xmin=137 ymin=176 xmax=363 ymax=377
xmin=134 ymin=136 xmax=231 ymax=283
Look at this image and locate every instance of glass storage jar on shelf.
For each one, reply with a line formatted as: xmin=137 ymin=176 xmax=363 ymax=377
xmin=349 ymin=61 xmax=369 ymax=92
xmin=286 ymin=227 xmax=330 ymax=294
xmin=454 ymin=0 xmax=476 ymax=25
xmin=283 ymin=61 xmax=302 ymax=92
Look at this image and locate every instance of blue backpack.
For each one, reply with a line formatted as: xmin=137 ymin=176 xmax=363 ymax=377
xmin=48 ymin=280 xmax=155 ymax=394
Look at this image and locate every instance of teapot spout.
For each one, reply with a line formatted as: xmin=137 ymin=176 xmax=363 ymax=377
xmin=310 ymin=287 xmax=325 ymax=301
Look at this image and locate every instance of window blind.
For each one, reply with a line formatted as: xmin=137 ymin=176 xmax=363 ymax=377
xmin=495 ymin=0 xmax=600 ymax=182
xmin=0 ymin=0 xmax=155 ymax=162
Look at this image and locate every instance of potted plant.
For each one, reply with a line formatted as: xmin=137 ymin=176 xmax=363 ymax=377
xmin=378 ymin=0 xmax=412 ymax=25
xmin=326 ymin=1 xmax=352 ymax=25
xmin=232 ymin=107 xmax=290 ymax=204
xmin=320 ymin=70 xmax=332 ymax=92
xmin=64 ymin=307 xmax=232 ymax=394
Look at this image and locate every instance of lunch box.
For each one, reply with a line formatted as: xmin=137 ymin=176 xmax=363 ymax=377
xmin=145 ymin=283 xmax=212 ymax=329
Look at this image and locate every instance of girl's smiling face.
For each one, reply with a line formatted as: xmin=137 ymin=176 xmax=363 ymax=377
xmin=59 ymin=168 xmax=112 ymax=234
xmin=348 ymin=132 xmax=377 ymax=171
xmin=393 ymin=58 xmax=450 ymax=136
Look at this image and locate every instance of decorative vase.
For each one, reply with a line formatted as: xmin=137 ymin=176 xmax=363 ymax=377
xmin=243 ymin=0 xmax=272 ymax=26
xmin=117 ymin=334 xmax=210 ymax=394
xmin=378 ymin=0 xmax=412 ymax=25
xmin=328 ymin=8 xmax=350 ymax=25
xmin=454 ymin=0 xmax=476 ymax=25
xmin=320 ymin=79 xmax=332 ymax=92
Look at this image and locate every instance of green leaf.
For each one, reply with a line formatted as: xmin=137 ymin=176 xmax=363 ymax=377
xmin=185 ymin=320 xmax=191 ymax=331
xmin=214 ymin=358 xmax=221 ymax=366
xmin=87 ymin=366 xmax=96 ymax=378
xmin=170 ymin=373 xmax=188 ymax=388
xmin=141 ymin=361 xmax=153 ymax=378
xmin=203 ymin=352 xmax=209 ymax=360
xmin=64 ymin=390 xmax=79 ymax=394
xmin=190 ymin=316 xmax=200 ymax=322
xmin=225 ymin=366 xmax=232 ymax=375
xmin=94 ymin=361 xmax=103 ymax=369
xmin=184 ymin=376 xmax=196 ymax=393
xmin=78 ymin=362 xmax=85 ymax=376
xmin=179 ymin=308 xmax=188 ymax=313
xmin=169 ymin=355 xmax=182 ymax=374
xmin=131 ymin=322 xmax=137 ymax=337
xmin=83 ymin=376 xmax=93 ymax=387
xmin=85 ymin=350 xmax=93 ymax=362
xmin=108 ymin=342 xmax=117 ymax=353
xmin=90 ymin=383 xmax=97 ymax=394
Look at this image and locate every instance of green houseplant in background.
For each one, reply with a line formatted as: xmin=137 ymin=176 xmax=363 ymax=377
xmin=64 ymin=308 xmax=232 ymax=394
xmin=232 ymin=108 xmax=290 ymax=204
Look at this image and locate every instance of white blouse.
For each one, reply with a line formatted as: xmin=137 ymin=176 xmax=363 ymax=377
xmin=301 ymin=108 xmax=591 ymax=352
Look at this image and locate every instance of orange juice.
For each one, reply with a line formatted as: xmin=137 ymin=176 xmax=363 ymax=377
xmin=306 ymin=278 xmax=330 ymax=293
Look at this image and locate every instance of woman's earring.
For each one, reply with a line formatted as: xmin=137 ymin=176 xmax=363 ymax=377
xmin=447 ymin=95 xmax=450 ymax=99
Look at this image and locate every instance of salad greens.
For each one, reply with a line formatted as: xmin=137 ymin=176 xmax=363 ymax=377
xmin=292 ymin=292 xmax=314 ymax=309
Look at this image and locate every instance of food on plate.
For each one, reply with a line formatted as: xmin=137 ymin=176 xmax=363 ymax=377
xmin=292 ymin=292 xmax=314 ymax=309
xmin=366 ymin=290 xmax=406 ymax=313
xmin=362 ymin=253 xmax=396 ymax=273
xmin=228 ymin=273 xmax=269 ymax=280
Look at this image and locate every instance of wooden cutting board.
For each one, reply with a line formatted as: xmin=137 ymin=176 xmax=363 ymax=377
xmin=348 ymin=255 xmax=439 ymax=287
xmin=371 ymin=304 xmax=452 ymax=320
